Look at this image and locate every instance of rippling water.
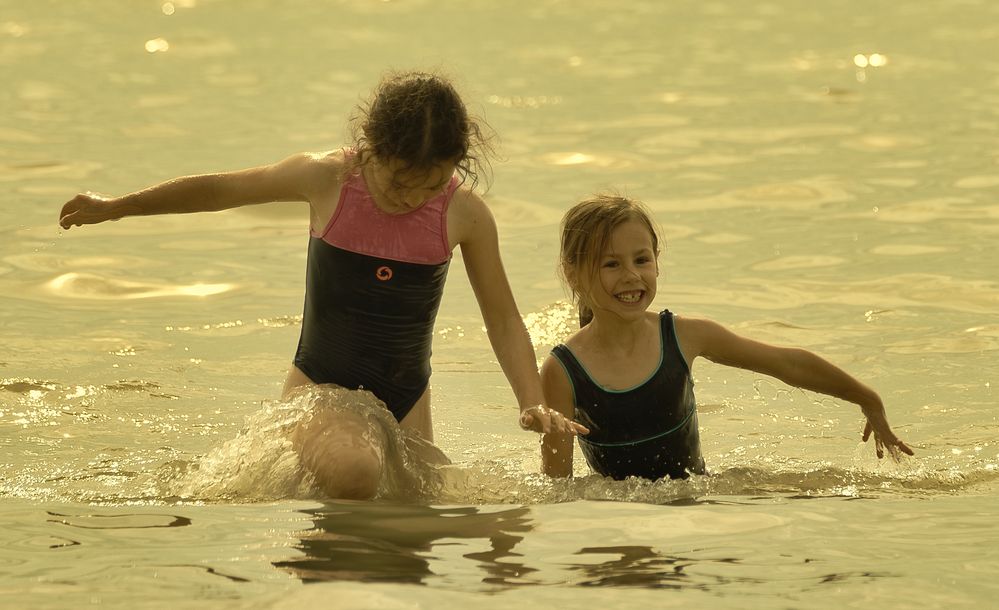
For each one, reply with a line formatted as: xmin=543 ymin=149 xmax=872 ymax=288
xmin=2 ymin=0 xmax=998 ymax=608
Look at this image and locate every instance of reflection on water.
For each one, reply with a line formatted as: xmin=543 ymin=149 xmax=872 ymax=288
xmin=274 ymin=498 xmax=902 ymax=592
xmin=47 ymin=271 xmax=235 ymax=299
xmin=275 ymin=501 xmax=744 ymax=590
xmin=569 ymin=545 xmax=740 ymax=589
xmin=276 ymin=503 xmax=535 ymax=586
xmin=46 ymin=510 xmax=191 ymax=530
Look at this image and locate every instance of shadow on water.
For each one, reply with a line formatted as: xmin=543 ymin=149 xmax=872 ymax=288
xmin=274 ymin=502 xmax=537 ymax=586
xmin=21 ymin=498 xmax=901 ymax=597
xmin=569 ymin=545 xmax=742 ymax=590
xmin=271 ymin=498 xmax=894 ymax=592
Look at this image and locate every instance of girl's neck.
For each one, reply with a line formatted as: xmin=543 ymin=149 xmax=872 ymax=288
xmin=571 ymin=310 xmax=661 ymax=388
xmin=583 ymin=309 xmax=656 ymax=350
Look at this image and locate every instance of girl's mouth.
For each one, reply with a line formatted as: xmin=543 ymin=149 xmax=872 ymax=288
xmin=615 ymin=290 xmax=644 ymax=303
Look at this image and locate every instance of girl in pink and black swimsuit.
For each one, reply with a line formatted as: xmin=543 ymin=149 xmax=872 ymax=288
xmin=294 ymin=159 xmax=460 ymax=422
xmin=59 ymin=71 xmax=587 ymax=499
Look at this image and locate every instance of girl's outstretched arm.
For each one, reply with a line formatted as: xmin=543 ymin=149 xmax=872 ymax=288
xmin=452 ymin=190 xmax=588 ymax=437
xmin=59 ymin=152 xmax=331 ymax=230
xmin=676 ymin=316 xmax=913 ymax=459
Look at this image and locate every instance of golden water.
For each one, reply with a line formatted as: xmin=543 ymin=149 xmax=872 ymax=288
xmin=2 ymin=1 xmax=997 ymax=607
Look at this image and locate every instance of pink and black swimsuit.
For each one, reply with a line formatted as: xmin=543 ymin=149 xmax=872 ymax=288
xmin=293 ymin=164 xmax=459 ymax=421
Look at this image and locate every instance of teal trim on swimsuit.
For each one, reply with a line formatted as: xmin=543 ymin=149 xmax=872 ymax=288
xmin=578 ymin=405 xmax=695 ymax=448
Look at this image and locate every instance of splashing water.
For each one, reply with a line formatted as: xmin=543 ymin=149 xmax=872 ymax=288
xmin=170 ymin=385 xmax=448 ymax=503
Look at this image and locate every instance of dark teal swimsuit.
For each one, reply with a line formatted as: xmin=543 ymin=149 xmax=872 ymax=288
xmin=551 ymin=310 xmax=706 ymax=480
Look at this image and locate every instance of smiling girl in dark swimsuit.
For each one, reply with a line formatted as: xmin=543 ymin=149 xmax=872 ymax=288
xmin=541 ymin=195 xmax=913 ymax=481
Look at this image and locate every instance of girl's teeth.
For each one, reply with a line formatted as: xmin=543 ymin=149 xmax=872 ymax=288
xmin=618 ymin=291 xmax=641 ymax=303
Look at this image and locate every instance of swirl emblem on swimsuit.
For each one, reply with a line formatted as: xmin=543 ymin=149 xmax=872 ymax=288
xmin=375 ymin=265 xmax=393 ymax=281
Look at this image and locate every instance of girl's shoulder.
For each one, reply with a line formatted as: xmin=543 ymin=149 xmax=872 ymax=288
xmin=271 ymin=149 xmax=349 ymax=185
xmin=309 ymin=148 xmax=351 ymax=176
xmin=446 ymin=187 xmax=494 ymax=246
xmin=286 ymin=150 xmax=352 ymax=230
xmin=671 ymin=313 xmax=741 ymax=365
xmin=672 ymin=313 xmax=724 ymax=334
xmin=447 ymin=185 xmax=487 ymax=214
xmin=671 ymin=312 xmax=706 ymax=342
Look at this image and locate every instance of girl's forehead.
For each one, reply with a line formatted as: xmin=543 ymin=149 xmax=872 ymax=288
xmin=606 ymin=219 xmax=655 ymax=249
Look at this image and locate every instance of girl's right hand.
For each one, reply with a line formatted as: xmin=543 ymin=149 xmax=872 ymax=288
xmin=59 ymin=192 xmax=117 ymax=229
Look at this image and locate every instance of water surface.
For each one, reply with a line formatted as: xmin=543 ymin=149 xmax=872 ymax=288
xmin=2 ymin=0 xmax=997 ymax=607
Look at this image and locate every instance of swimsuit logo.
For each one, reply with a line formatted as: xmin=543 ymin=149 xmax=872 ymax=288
xmin=375 ymin=266 xmax=393 ymax=281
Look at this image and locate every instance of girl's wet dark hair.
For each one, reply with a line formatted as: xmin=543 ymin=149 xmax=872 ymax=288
xmin=349 ymin=71 xmax=494 ymax=190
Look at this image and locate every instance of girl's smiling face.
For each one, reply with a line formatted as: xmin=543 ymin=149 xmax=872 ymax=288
xmin=589 ymin=219 xmax=659 ymax=320
xmin=367 ymin=157 xmax=456 ymax=214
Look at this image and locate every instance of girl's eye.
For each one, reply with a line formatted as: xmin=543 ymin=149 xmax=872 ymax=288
xmin=602 ymin=260 xmax=619 ymax=268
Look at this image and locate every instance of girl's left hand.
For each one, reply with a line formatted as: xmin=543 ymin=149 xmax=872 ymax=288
xmin=519 ymin=405 xmax=589 ymax=436
xmin=861 ymin=406 xmax=914 ymax=460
